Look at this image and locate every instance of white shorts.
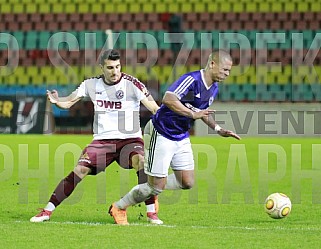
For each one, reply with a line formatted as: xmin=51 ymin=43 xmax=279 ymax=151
xmin=144 ymin=121 xmax=194 ymax=177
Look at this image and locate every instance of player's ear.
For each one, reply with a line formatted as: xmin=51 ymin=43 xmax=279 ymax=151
xmin=210 ymin=60 xmax=216 ymax=69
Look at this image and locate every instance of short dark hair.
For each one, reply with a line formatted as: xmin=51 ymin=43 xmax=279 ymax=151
xmin=210 ymin=49 xmax=232 ymax=64
xmin=99 ymin=49 xmax=120 ymax=65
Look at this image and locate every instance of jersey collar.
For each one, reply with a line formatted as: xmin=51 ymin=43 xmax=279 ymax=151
xmin=200 ymin=69 xmax=213 ymax=90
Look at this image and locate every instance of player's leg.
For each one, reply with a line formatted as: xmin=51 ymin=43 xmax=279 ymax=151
xmin=165 ymin=137 xmax=195 ymax=190
xmin=131 ymin=153 xmax=162 ymax=224
xmin=113 ymin=136 xmax=162 ymax=224
xmin=109 ymin=175 xmax=165 ymax=225
xmin=110 ymin=131 xmax=174 ymax=224
xmin=166 ymin=170 xmax=195 ymax=190
xmin=110 ymin=175 xmax=165 ymax=214
xmin=132 ymin=154 xmax=157 ymax=209
xmin=30 ymin=140 xmax=107 ymax=223
xmin=30 ymin=165 xmax=90 ymax=222
xmin=141 ymin=120 xmax=160 ymax=213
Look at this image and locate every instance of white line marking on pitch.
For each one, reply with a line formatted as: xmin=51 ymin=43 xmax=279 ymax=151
xmin=16 ymin=220 xmax=175 ymax=228
xmin=15 ymin=220 xmax=321 ymax=231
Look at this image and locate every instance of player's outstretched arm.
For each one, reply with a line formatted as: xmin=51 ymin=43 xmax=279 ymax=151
xmin=202 ymin=114 xmax=241 ymax=140
xmin=217 ymin=129 xmax=241 ymax=140
xmin=46 ymin=90 xmax=81 ymax=109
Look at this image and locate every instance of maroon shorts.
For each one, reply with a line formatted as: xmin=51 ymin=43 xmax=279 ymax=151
xmin=78 ymin=138 xmax=144 ymax=175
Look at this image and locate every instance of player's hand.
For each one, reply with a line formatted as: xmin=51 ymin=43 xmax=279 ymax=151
xmin=217 ymin=128 xmax=241 ymax=140
xmin=46 ymin=90 xmax=59 ymax=104
xmin=192 ymin=109 xmax=215 ymax=119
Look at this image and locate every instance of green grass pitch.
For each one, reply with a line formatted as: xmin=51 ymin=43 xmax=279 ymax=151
xmin=1 ymin=135 xmax=321 ymax=248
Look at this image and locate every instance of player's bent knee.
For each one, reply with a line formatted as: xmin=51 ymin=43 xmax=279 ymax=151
xmin=181 ymin=180 xmax=194 ymax=189
xmin=131 ymin=154 xmax=144 ymax=171
xmin=74 ymin=165 xmax=90 ymax=178
xmin=132 ymin=183 xmax=163 ymax=203
xmin=148 ymin=183 xmax=163 ymax=196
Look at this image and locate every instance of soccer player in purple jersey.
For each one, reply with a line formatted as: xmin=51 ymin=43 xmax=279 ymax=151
xmin=30 ymin=49 xmax=163 ymax=225
xmin=109 ymin=50 xmax=241 ymax=224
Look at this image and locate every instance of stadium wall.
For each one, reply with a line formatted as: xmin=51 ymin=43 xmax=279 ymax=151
xmin=0 ymin=95 xmax=54 ymax=134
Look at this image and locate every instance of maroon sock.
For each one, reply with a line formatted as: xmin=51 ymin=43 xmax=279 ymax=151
xmin=49 ymin=171 xmax=82 ymax=207
xmin=136 ymin=169 xmax=155 ymax=206
xmin=136 ymin=169 xmax=147 ymax=184
xmin=144 ymin=195 xmax=156 ymax=206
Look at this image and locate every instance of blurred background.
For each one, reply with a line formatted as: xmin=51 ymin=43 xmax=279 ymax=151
xmin=0 ymin=0 xmax=320 ymax=134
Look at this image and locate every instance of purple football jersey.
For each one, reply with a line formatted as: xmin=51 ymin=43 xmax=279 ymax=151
xmin=152 ymin=70 xmax=219 ymax=141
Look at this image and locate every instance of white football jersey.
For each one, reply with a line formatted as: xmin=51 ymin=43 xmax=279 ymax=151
xmin=74 ymin=73 xmax=150 ymax=140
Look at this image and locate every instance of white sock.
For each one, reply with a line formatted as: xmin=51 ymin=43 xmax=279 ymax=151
xmin=44 ymin=202 xmax=56 ymax=212
xmin=146 ymin=204 xmax=155 ymax=213
xmin=116 ymin=183 xmax=153 ymax=209
xmin=165 ymin=173 xmax=182 ymax=190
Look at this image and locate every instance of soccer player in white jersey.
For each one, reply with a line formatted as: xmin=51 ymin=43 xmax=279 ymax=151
xmin=30 ymin=49 xmax=163 ymax=225
xmin=109 ymin=50 xmax=241 ymax=224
